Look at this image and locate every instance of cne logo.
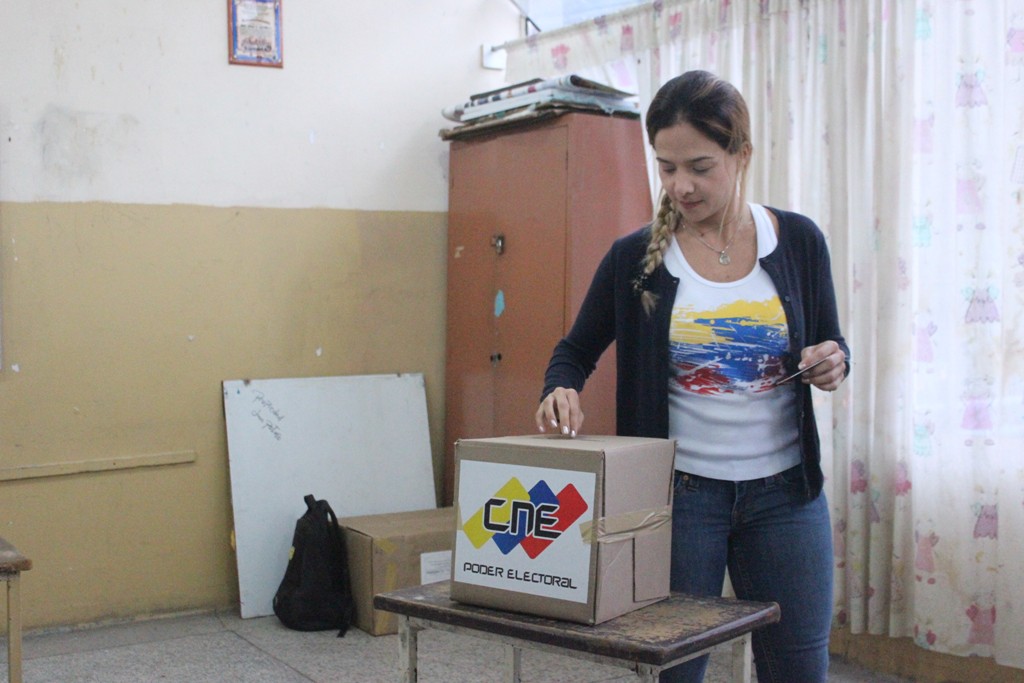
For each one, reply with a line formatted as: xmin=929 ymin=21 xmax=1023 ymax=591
xmin=461 ymin=477 xmax=589 ymax=558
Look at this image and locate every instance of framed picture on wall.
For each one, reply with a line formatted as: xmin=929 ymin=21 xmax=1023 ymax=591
xmin=228 ymin=0 xmax=283 ymax=68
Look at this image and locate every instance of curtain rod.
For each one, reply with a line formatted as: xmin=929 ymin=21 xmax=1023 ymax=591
xmin=497 ymin=0 xmax=542 ymax=49
xmin=492 ymin=0 xmax=652 ymax=52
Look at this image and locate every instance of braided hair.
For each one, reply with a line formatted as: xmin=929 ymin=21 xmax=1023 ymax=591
xmin=634 ymin=190 xmax=678 ymax=315
xmin=636 ymin=70 xmax=752 ymax=316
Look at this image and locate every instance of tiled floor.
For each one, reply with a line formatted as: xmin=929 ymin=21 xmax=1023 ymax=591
xmin=4 ymin=609 xmax=911 ymax=682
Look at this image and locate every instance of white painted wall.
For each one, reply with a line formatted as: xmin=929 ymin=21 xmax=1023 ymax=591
xmin=0 ymin=1 xmax=520 ymax=211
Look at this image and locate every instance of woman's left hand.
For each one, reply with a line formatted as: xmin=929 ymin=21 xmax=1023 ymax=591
xmin=796 ymin=341 xmax=847 ymax=391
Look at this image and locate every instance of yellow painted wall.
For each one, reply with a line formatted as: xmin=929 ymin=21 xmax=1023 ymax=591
xmin=0 ymin=201 xmax=447 ymax=628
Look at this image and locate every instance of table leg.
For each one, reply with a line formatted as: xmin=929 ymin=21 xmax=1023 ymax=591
xmin=633 ymin=663 xmax=659 ymax=682
xmin=503 ymin=644 xmax=521 ymax=683
xmin=730 ymin=632 xmax=752 ymax=683
xmin=7 ymin=573 xmax=23 ymax=683
xmin=398 ymin=615 xmax=422 ymax=683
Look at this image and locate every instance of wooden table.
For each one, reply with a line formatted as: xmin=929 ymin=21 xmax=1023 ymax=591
xmin=373 ymin=581 xmax=779 ymax=682
xmin=0 ymin=537 xmax=32 ymax=683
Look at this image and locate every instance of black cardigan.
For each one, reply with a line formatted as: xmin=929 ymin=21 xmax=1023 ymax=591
xmin=541 ymin=207 xmax=850 ymax=499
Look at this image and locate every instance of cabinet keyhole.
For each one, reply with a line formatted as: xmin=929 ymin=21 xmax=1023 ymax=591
xmin=489 ymin=352 xmax=503 ymax=366
xmin=491 ymin=234 xmax=505 ymax=255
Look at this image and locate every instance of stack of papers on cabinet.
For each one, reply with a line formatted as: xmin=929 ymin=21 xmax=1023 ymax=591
xmin=442 ymin=75 xmax=638 ymax=124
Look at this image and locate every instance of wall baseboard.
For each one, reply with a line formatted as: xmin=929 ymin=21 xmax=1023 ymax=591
xmin=830 ymin=627 xmax=1024 ymax=683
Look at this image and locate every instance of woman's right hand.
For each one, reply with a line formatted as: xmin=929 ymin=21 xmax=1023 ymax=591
xmin=535 ymin=388 xmax=584 ymax=438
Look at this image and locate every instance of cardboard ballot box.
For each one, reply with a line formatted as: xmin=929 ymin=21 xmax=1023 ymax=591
xmin=451 ymin=435 xmax=675 ymax=625
xmin=339 ymin=506 xmax=454 ymax=635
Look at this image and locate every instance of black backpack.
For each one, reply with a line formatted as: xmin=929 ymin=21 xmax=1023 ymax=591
xmin=272 ymin=494 xmax=355 ymax=636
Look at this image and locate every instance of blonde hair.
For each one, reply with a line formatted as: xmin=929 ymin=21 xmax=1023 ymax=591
xmin=634 ymin=191 xmax=678 ymax=315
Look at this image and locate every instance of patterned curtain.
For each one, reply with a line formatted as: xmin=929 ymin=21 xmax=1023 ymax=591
xmin=506 ymin=0 xmax=1024 ymax=668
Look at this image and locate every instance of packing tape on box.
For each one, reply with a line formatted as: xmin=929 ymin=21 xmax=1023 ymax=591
xmin=578 ymin=505 xmax=671 ymax=545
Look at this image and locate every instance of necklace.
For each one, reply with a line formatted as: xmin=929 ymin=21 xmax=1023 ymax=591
xmin=685 ymin=222 xmax=739 ymax=265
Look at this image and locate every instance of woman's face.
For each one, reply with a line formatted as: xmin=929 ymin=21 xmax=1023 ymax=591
xmin=653 ymin=120 xmax=748 ymax=229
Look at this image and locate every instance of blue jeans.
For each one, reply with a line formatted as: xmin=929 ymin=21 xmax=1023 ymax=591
xmin=659 ymin=465 xmax=833 ymax=683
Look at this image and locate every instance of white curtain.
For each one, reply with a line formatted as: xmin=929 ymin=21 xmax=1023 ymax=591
xmin=506 ymin=0 xmax=1024 ymax=669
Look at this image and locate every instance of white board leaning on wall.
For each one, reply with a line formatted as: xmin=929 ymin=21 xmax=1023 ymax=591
xmin=223 ymin=373 xmax=437 ymax=618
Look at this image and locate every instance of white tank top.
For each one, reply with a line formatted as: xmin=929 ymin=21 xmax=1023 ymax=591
xmin=662 ymin=204 xmax=801 ymax=480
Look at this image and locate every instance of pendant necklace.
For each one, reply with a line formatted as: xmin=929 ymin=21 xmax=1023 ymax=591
xmin=685 ymin=222 xmax=739 ymax=265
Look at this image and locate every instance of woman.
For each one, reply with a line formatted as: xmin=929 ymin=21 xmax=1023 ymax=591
xmin=535 ymin=70 xmax=849 ymax=683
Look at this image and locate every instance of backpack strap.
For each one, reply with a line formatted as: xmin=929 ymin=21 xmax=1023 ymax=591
xmin=317 ymin=498 xmax=352 ymax=637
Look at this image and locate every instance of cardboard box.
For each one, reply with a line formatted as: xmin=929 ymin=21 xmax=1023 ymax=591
xmin=451 ymin=434 xmax=675 ymax=625
xmin=338 ymin=506 xmax=454 ymax=635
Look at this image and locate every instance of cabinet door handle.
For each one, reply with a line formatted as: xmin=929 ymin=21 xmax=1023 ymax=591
xmin=491 ymin=234 xmax=505 ymax=255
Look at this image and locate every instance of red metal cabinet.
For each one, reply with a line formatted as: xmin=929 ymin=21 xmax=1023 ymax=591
xmin=443 ymin=113 xmax=652 ymax=502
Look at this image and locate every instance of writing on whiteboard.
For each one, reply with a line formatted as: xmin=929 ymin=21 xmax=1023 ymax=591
xmin=251 ymin=391 xmax=285 ymax=441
